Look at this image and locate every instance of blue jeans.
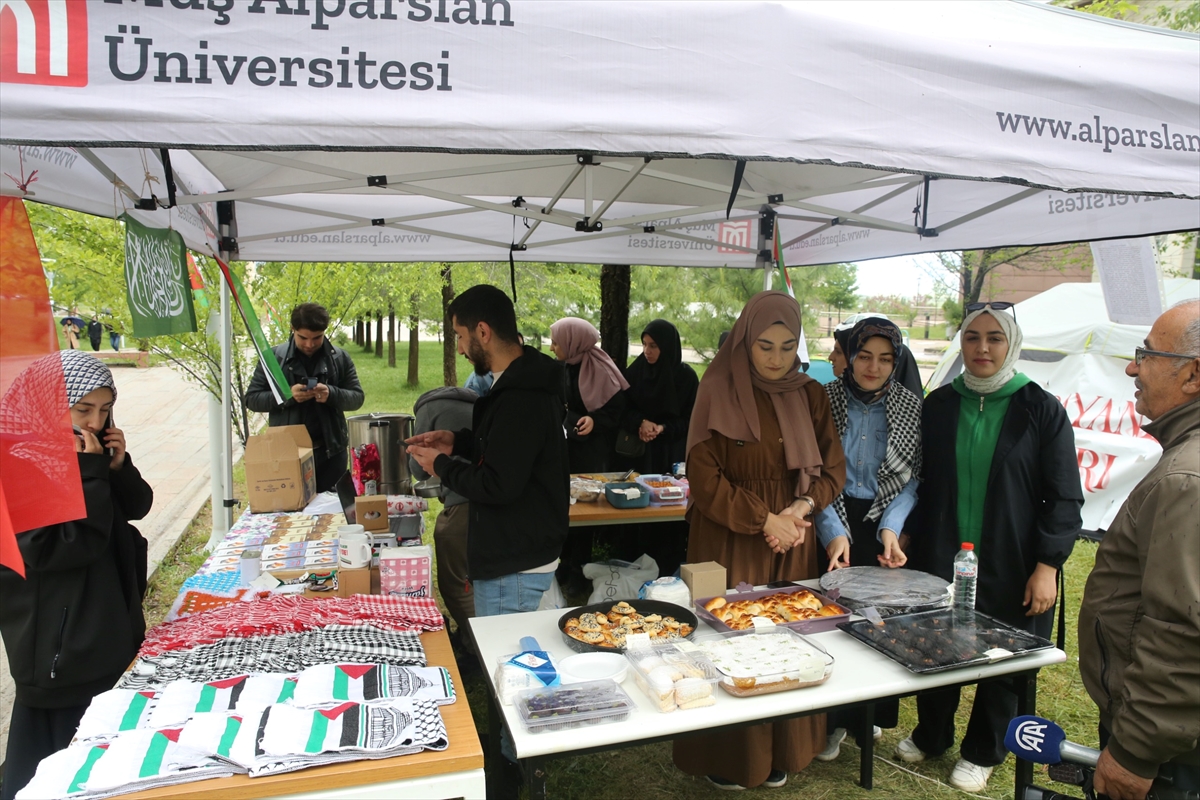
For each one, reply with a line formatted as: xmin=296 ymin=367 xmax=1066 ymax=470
xmin=473 ymin=571 xmax=553 ymax=617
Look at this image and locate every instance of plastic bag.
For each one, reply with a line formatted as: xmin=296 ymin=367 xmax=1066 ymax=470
xmin=639 ymin=576 xmax=692 ymax=606
xmin=537 ymin=576 xmax=565 ymax=611
xmin=583 ymin=555 xmax=659 ymax=605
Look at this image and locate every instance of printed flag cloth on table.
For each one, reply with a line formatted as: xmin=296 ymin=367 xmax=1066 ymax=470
xmin=150 ymin=674 xmax=296 ymax=728
xmin=14 ymin=729 xmax=238 ymax=800
xmin=121 ymin=214 xmax=198 ymax=337
xmin=75 ymin=690 xmax=160 ymax=741
xmin=0 ymin=197 xmax=85 ymax=575
xmin=292 ymin=665 xmax=456 ymax=707
xmin=213 ymin=253 xmax=291 ymax=403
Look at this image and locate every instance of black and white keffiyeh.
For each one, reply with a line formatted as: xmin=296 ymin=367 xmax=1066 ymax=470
xmin=60 ymin=349 xmax=118 ymax=406
xmin=825 ymin=380 xmax=922 ymax=534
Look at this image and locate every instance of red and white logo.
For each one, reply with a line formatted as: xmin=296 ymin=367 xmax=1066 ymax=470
xmin=717 ymin=220 xmax=754 ymax=254
xmin=0 ymin=0 xmax=88 ymax=87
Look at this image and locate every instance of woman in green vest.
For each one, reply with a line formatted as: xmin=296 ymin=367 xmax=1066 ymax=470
xmin=894 ymin=304 xmax=1083 ymax=792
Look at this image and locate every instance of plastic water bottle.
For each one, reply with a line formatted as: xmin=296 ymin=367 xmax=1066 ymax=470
xmin=953 ymin=543 xmax=978 ymax=628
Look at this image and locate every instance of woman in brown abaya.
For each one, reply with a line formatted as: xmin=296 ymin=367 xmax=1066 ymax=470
xmin=673 ymin=291 xmax=846 ymax=790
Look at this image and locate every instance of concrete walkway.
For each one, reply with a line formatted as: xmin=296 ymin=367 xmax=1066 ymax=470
xmin=1 ymin=363 xmax=216 ymax=769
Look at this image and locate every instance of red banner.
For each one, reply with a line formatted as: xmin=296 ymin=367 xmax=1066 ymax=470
xmin=0 ymin=197 xmax=86 ymax=576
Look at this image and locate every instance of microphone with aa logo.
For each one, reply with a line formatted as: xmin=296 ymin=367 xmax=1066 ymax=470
xmin=1005 ymin=715 xmax=1100 ymax=767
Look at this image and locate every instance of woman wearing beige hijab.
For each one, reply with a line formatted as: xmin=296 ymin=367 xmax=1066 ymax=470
xmin=673 ymin=291 xmax=846 ymax=790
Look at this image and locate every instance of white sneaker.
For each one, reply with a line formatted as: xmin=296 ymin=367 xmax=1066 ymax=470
xmin=949 ymin=759 xmax=995 ymax=793
xmin=894 ymin=736 xmax=926 ymax=763
xmin=873 ymin=725 xmax=882 ymax=742
xmin=814 ymin=728 xmax=847 ymax=762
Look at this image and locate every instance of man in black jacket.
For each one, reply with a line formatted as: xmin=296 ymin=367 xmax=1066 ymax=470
xmin=408 ymin=285 xmax=569 ymax=616
xmin=245 ymin=303 xmax=364 ymax=492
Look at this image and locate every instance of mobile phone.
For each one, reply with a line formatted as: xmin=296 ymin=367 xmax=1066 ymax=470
xmin=105 ymin=412 xmax=115 ymax=456
xmin=305 ymin=377 xmax=318 ymax=390
xmin=765 ymin=580 xmax=799 ymax=589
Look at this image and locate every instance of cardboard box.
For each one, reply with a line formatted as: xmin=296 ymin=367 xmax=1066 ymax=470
xmin=355 ymin=495 xmax=389 ymax=533
xmin=681 ymin=561 xmax=727 ymax=605
xmin=336 ymin=566 xmax=375 ymax=598
xmin=379 ymin=545 xmax=433 ymax=599
xmin=245 ymin=425 xmax=316 ymax=513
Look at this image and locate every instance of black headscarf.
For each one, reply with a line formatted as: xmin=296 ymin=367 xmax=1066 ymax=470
xmin=891 ymin=343 xmax=924 ymax=398
xmin=841 ymin=317 xmax=903 ymax=404
xmin=624 ymin=319 xmax=684 ymax=420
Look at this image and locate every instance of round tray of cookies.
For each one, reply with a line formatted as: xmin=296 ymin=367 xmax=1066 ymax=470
xmin=559 ymin=599 xmax=698 ymax=653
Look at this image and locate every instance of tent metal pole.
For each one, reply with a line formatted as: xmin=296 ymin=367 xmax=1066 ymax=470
xmin=758 ymin=206 xmax=775 ymax=291
xmin=205 ymin=304 xmax=228 ymax=547
xmin=217 ymin=201 xmax=237 ymax=533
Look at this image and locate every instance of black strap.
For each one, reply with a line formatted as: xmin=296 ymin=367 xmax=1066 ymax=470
xmin=1056 ymin=567 xmax=1066 ymax=651
xmin=508 ymin=247 xmax=518 ymax=304
xmin=726 ymin=159 xmax=746 ymax=220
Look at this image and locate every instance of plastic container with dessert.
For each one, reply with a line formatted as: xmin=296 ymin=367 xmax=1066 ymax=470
xmin=624 ymin=639 xmax=719 ymax=712
xmin=514 ymin=679 xmax=636 ymax=733
xmin=633 ymin=474 xmax=689 ymax=506
xmin=694 ymin=625 xmax=834 ymax=697
xmin=569 ymin=477 xmax=605 ymax=503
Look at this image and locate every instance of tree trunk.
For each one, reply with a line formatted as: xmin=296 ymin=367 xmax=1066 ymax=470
xmin=441 ymin=264 xmax=457 ymax=387
xmin=375 ymin=313 xmax=383 ymax=358
xmin=387 ymin=305 xmax=396 ymax=368
xmin=599 ymin=264 xmax=631 ymax=368
xmin=363 ymin=315 xmax=372 ymax=351
xmin=354 ymin=318 xmax=363 ymax=346
xmin=407 ymin=292 xmax=420 ymax=387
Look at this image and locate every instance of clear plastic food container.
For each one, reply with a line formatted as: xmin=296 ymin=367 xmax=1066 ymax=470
xmin=695 ymin=625 xmax=834 ymax=697
xmin=634 ymin=474 xmax=689 ymax=506
xmin=624 ymin=640 xmax=719 ymax=712
xmin=515 ymin=679 xmax=636 ymax=733
xmin=569 ymin=478 xmax=605 ymax=503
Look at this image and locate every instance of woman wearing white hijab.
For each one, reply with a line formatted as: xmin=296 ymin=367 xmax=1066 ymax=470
xmin=895 ymin=304 xmax=1082 ymax=792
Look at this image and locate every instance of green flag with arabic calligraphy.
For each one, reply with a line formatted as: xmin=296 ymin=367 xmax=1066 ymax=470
xmin=121 ymin=215 xmax=198 ymax=337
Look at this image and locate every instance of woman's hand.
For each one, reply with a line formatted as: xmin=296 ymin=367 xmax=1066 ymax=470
xmin=638 ymin=420 xmax=663 ymax=442
xmin=104 ymin=426 xmax=127 ymax=470
xmin=763 ymin=512 xmax=807 ymax=554
xmin=878 ymin=529 xmax=907 ymax=568
xmin=825 ymin=536 xmax=850 ymax=571
xmin=74 ymin=428 xmax=103 ymax=455
xmin=575 ymin=416 xmax=594 ymax=436
xmin=1024 ymin=563 xmax=1058 ymax=616
xmin=779 ymin=496 xmax=814 ymax=519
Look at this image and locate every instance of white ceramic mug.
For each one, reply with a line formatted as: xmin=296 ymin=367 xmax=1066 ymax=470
xmin=338 ymin=532 xmax=372 ymax=569
xmin=338 ymin=523 xmax=365 ymax=537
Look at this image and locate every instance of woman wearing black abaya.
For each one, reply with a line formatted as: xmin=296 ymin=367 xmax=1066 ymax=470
xmin=614 ymin=320 xmax=699 ymax=575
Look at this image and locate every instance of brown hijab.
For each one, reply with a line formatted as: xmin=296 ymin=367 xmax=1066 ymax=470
xmin=687 ymin=291 xmax=823 ymax=497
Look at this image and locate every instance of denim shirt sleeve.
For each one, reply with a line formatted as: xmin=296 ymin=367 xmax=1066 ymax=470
xmin=814 ymin=502 xmax=849 ymax=548
xmin=876 ymin=475 xmax=919 ymax=541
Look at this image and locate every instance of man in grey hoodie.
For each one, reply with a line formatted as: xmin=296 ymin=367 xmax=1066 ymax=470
xmin=409 ymin=386 xmax=478 ymax=650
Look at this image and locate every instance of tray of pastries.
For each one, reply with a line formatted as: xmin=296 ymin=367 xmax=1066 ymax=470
xmin=695 ymin=585 xmax=849 ymax=634
xmin=560 ymin=600 xmax=697 ymax=653
xmin=838 ymin=608 xmax=1054 ymax=674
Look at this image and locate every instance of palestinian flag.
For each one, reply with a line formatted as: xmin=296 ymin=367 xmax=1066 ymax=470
xmin=66 ymin=743 xmax=110 ymax=795
xmin=186 ymin=252 xmax=210 ymax=311
xmin=212 ymin=253 xmax=291 ymax=403
xmin=260 ymin=702 xmax=414 ymax=755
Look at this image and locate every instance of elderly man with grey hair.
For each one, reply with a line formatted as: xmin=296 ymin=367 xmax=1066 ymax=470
xmin=1078 ymin=298 xmax=1200 ymax=800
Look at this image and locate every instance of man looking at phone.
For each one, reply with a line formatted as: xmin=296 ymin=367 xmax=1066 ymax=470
xmin=246 ymin=303 xmax=364 ymax=492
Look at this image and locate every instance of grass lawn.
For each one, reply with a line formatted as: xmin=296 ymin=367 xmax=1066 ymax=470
xmin=144 ymin=340 xmax=1102 ymax=799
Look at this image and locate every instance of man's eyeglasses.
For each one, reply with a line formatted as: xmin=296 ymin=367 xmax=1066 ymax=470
xmin=1133 ymin=346 xmax=1200 ymax=365
xmin=965 ymin=301 xmax=1017 ymax=321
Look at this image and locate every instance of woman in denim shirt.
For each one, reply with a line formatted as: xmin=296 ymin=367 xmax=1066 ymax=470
xmin=812 ymin=316 xmax=923 ymax=762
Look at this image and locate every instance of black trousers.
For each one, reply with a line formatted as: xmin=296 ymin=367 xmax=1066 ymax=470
xmin=1 ymin=701 xmax=90 ymax=800
xmin=315 ymin=448 xmax=348 ymax=493
xmin=825 ymin=496 xmax=900 ymax=739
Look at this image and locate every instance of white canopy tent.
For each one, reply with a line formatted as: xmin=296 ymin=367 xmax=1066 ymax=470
xmin=2 ymin=0 xmax=1197 ymax=531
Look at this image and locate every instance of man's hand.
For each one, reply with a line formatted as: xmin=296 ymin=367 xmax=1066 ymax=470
xmin=405 ymin=430 xmax=455 ymax=457
xmin=825 ymin=536 xmax=851 ymax=571
xmin=104 ymin=425 xmax=127 ymax=470
xmin=312 ymin=382 xmax=331 ymax=403
xmin=878 ymin=529 xmax=907 ymax=568
xmin=407 ymin=445 xmax=441 ymax=478
xmin=1093 ymin=747 xmax=1153 ymax=800
xmin=290 ymin=384 xmax=315 ymax=403
xmin=1024 ymin=563 xmax=1058 ymax=616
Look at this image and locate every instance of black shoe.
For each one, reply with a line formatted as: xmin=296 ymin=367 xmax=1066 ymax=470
xmin=763 ymin=769 xmax=788 ymax=788
xmin=706 ymin=775 xmax=746 ymax=791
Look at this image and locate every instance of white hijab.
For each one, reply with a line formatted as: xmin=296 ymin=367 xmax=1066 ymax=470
xmin=960 ymin=307 xmax=1023 ymax=394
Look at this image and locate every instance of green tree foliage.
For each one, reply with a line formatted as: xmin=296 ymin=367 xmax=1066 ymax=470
xmin=812 ymin=264 xmax=859 ymax=311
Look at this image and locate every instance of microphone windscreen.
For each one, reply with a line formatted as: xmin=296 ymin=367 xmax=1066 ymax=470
xmin=1004 ymin=715 xmax=1065 ymax=764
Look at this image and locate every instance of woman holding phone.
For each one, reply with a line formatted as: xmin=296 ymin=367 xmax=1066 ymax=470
xmin=0 ymin=351 xmax=153 ymax=800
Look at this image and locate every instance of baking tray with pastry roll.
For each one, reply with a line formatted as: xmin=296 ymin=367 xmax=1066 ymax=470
xmin=559 ymin=599 xmax=698 ymax=653
xmin=694 ymin=584 xmax=850 ymax=634
xmin=837 ymin=608 xmax=1055 ymax=674
xmin=819 ymin=566 xmax=951 ymax=617
xmin=693 ymin=625 xmax=834 ymax=697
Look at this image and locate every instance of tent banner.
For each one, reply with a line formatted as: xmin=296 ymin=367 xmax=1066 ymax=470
xmin=123 ymin=215 xmax=198 ymax=337
xmin=0 ymin=2 xmax=1196 ymax=198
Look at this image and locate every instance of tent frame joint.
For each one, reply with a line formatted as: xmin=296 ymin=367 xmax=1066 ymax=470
xmin=575 ymin=218 xmax=603 ymax=232
xmin=367 ymin=174 xmax=388 ymax=188
xmin=371 ymin=218 xmax=386 ymax=226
